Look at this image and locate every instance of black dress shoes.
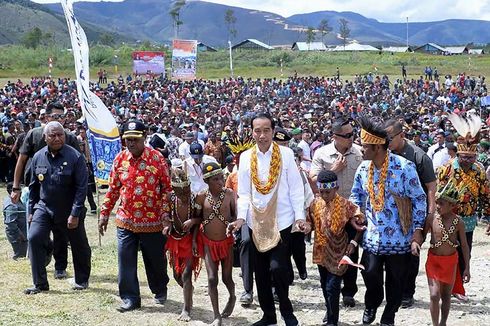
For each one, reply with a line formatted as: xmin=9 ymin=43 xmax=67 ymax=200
xmin=117 ymin=299 xmax=141 ymax=312
xmin=362 ymin=308 xmax=377 ymax=325
xmin=251 ymin=317 xmax=278 ymax=326
xmin=154 ymin=292 xmax=167 ymax=305
xmin=24 ymin=285 xmax=49 ymax=295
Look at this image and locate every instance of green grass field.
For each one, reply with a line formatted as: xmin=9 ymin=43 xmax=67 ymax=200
xmin=1 ymin=45 xmax=489 ymax=81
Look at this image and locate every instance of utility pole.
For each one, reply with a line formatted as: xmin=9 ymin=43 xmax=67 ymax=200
xmin=228 ymin=40 xmax=234 ymax=78
xmin=406 ymin=16 xmax=409 ymax=48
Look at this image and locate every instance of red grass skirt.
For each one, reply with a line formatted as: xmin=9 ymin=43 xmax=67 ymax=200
xmin=165 ymin=233 xmax=202 ymax=280
xmin=425 ymin=250 xmax=465 ymax=295
xmin=201 ymin=233 xmax=234 ymax=264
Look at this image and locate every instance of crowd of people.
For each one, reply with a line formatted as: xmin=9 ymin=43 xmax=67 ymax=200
xmin=1 ymin=70 xmax=490 ymax=326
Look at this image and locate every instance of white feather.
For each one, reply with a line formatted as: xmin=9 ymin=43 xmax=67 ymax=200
xmin=466 ymin=113 xmax=482 ymax=138
xmin=447 ymin=113 xmax=469 ymax=137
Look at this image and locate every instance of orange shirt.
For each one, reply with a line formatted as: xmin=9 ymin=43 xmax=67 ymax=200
xmin=101 ymin=147 xmax=171 ymax=233
xmin=225 ymin=171 xmax=238 ymax=192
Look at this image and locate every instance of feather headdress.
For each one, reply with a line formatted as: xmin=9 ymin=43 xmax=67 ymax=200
xmin=226 ymin=131 xmax=255 ymax=155
xmin=447 ymin=113 xmax=482 ymax=154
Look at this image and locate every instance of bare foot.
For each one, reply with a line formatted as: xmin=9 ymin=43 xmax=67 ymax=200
xmin=210 ymin=317 xmax=222 ymax=326
xmin=177 ymin=310 xmax=191 ymax=322
xmin=221 ymin=294 xmax=236 ymax=318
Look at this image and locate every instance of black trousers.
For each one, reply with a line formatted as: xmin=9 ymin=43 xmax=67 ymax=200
xmin=290 ymin=232 xmax=306 ymax=277
xmin=318 ymin=265 xmax=342 ymax=325
xmin=251 ymin=226 xmax=295 ymax=322
xmin=401 ymin=254 xmax=420 ymax=299
xmin=117 ymin=227 xmax=169 ymax=302
xmin=361 ymin=251 xmax=411 ymax=325
xmin=341 ymin=223 xmax=359 ymax=298
xmin=240 ymin=225 xmax=254 ymax=293
xmin=28 ymin=209 xmax=91 ymax=287
xmin=52 ymin=224 xmax=69 ymax=272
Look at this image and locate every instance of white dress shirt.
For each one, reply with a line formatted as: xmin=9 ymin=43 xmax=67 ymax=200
xmin=184 ymin=155 xmax=218 ymax=194
xmin=237 ymin=144 xmax=305 ymax=231
xmin=298 ymin=139 xmax=312 ymax=171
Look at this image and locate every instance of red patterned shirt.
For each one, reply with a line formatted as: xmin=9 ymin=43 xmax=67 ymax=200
xmin=100 ymin=147 xmax=171 ymax=233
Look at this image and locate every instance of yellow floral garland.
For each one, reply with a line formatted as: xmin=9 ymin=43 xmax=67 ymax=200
xmin=251 ymin=142 xmax=282 ymax=195
xmin=367 ymin=153 xmax=389 ymax=212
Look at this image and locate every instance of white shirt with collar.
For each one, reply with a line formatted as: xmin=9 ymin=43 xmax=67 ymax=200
xmin=427 ymin=143 xmax=450 ymax=171
xmin=184 ymin=154 xmax=218 ymax=194
xmin=237 ymin=143 xmax=305 ymax=231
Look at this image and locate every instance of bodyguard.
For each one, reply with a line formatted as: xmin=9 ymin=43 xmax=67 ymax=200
xmin=99 ymin=120 xmax=171 ymax=312
xmin=25 ymin=121 xmax=91 ymax=294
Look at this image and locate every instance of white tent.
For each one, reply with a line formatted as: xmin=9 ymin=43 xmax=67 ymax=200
xmin=291 ymin=42 xmax=327 ymax=51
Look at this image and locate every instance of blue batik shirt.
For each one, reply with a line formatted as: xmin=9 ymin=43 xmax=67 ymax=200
xmin=350 ymin=152 xmax=427 ymax=255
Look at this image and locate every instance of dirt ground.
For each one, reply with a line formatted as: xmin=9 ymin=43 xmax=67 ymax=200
xmin=1 ymin=185 xmax=490 ymax=326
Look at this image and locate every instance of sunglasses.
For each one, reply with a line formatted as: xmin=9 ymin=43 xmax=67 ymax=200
xmin=334 ymin=132 xmax=354 ymax=139
xmin=49 ymin=114 xmax=65 ymax=120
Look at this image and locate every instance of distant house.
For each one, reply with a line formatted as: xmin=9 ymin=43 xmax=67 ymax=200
xmin=232 ymin=39 xmax=273 ymax=51
xmin=469 ymin=48 xmax=485 ymax=55
xmin=414 ymin=43 xmax=446 ymax=55
xmin=197 ymin=42 xmax=217 ymax=52
xmin=291 ymin=42 xmax=327 ymax=51
xmin=444 ymin=46 xmax=469 ymax=55
xmin=331 ymin=43 xmax=379 ymax=52
xmin=382 ymin=46 xmax=413 ymax=53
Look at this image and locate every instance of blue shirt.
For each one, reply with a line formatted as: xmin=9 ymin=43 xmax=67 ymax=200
xmin=350 ymin=152 xmax=427 ymax=255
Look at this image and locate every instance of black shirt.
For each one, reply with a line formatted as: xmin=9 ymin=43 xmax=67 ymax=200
xmin=29 ymin=144 xmax=87 ymax=221
xmin=396 ymin=141 xmax=436 ymax=193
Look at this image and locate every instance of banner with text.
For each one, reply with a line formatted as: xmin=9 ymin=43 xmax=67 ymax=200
xmin=132 ymin=51 xmax=166 ymax=75
xmin=171 ymin=39 xmax=197 ymax=80
xmin=61 ymin=0 xmax=121 ymax=185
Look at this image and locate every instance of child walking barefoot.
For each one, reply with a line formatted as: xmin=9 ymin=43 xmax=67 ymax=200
xmin=197 ymin=162 xmax=236 ymax=326
xmin=412 ymin=182 xmax=470 ymax=326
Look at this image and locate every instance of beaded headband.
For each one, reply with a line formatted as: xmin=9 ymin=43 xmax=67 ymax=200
xmin=203 ymin=165 xmax=223 ymax=179
xmin=317 ymin=181 xmax=338 ymax=190
xmin=361 ymin=129 xmax=386 ymax=145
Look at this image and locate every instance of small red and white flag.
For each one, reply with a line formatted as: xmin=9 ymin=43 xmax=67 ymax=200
xmin=338 ymin=255 xmax=365 ymax=270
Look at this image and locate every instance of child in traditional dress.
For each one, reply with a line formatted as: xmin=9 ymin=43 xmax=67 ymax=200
xmin=197 ymin=162 xmax=236 ymax=326
xmin=163 ymin=159 xmax=202 ymax=322
xmin=306 ymin=170 xmax=365 ymax=326
xmin=411 ymin=182 xmax=470 ymax=326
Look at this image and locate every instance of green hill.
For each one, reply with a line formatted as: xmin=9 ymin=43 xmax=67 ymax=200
xmin=0 ymin=0 xmax=132 ymax=46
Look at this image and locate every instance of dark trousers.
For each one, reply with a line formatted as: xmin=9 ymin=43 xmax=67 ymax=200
xmin=117 ymin=227 xmax=169 ymax=302
xmin=240 ymin=225 xmax=253 ymax=293
xmin=361 ymin=252 xmax=411 ymax=324
xmin=52 ymin=224 xmax=69 ymax=271
xmin=342 ymin=223 xmax=358 ymax=298
xmin=251 ymin=226 xmax=295 ymax=322
xmin=402 ymin=254 xmax=420 ymax=299
xmin=457 ymin=231 xmax=473 ymax=278
xmin=318 ymin=265 xmax=342 ymax=325
xmin=290 ymin=232 xmax=306 ymax=276
xmin=28 ymin=209 xmax=91 ymax=287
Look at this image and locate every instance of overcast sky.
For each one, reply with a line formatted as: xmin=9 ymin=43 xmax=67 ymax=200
xmin=33 ymin=0 xmax=490 ymax=22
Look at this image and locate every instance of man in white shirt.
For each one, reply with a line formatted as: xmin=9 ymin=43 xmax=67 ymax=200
xmin=426 ymin=131 xmax=451 ymax=171
xmin=179 ymin=131 xmax=205 ymax=159
xmin=297 ymin=130 xmax=312 ymax=172
xmin=228 ymin=112 xmax=309 ymax=326
xmin=184 ymin=142 xmax=217 ymax=194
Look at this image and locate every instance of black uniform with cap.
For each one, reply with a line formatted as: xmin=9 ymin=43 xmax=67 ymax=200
xmin=26 ymin=142 xmax=91 ymax=293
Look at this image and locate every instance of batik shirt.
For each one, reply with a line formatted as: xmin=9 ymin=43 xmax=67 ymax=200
xmin=350 ymin=152 xmax=427 ymax=255
xmin=101 ymin=147 xmax=171 ymax=233
xmin=437 ymin=159 xmax=490 ymax=232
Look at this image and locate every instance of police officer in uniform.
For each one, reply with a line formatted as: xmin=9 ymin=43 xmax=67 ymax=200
xmin=25 ymin=121 xmax=91 ymax=294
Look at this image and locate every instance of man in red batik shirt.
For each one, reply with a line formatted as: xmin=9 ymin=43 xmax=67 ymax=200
xmin=99 ymin=120 xmax=171 ymax=312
